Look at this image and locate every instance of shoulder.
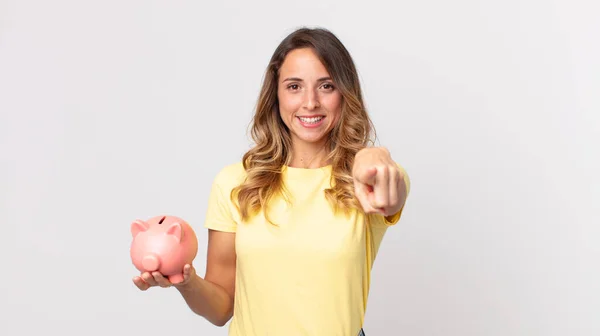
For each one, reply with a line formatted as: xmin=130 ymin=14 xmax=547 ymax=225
xmin=212 ymin=161 xmax=247 ymax=189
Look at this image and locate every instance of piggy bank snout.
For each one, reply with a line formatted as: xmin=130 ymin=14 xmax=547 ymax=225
xmin=142 ymin=254 xmax=160 ymax=271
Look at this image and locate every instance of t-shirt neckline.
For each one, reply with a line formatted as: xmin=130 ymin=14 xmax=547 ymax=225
xmin=281 ymin=164 xmax=332 ymax=178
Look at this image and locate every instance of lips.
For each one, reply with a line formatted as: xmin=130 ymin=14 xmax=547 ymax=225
xmin=296 ymin=115 xmax=326 ymax=128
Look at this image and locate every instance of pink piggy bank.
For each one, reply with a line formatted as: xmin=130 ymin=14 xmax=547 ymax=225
xmin=130 ymin=215 xmax=198 ymax=284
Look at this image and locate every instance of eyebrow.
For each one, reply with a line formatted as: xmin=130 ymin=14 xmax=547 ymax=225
xmin=282 ymin=77 xmax=332 ymax=83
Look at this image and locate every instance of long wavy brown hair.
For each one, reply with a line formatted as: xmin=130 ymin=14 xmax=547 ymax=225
xmin=231 ymin=27 xmax=377 ymax=224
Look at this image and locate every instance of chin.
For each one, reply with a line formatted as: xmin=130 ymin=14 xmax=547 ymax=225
xmin=295 ymin=133 xmax=328 ymax=144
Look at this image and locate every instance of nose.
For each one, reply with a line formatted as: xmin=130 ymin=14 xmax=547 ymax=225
xmin=142 ymin=254 xmax=160 ymax=271
xmin=304 ymin=89 xmax=320 ymax=110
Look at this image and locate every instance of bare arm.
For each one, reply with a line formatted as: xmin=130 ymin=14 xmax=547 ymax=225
xmin=174 ymin=229 xmax=237 ymax=326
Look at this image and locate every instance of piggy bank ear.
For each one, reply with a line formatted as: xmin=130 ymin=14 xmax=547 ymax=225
xmin=166 ymin=222 xmax=182 ymax=242
xmin=131 ymin=219 xmax=149 ymax=238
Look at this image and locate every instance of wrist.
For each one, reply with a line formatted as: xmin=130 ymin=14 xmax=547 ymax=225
xmin=174 ymin=275 xmax=199 ymax=292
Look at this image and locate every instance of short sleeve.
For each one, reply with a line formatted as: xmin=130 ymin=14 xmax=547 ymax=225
xmin=204 ymin=165 xmax=241 ymax=233
xmin=378 ymin=162 xmax=411 ymax=226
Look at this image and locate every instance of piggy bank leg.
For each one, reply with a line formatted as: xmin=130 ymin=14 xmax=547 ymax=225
xmin=168 ymin=273 xmax=185 ymax=284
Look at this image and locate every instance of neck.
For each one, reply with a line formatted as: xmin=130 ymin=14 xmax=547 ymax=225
xmin=288 ymin=139 xmax=330 ymax=168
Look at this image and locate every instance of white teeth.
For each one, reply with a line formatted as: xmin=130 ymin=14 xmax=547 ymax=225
xmin=298 ymin=116 xmax=323 ymax=124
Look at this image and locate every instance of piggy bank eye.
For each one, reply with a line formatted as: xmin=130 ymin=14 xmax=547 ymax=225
xmin=158 ymin=216 xmax=166 ymax=224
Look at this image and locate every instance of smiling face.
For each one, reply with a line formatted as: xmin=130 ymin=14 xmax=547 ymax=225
xmin=277 ymin=48 xmax=342 ymax=150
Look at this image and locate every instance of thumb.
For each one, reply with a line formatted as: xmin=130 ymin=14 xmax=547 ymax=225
xmin=184 ymin=264 xmax=196 ymax=276
xmin=182 ymin=264 xmax=196 ymax=281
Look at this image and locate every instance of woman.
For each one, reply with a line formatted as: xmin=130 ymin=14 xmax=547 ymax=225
xmin=133 ymin=27 xmax=410 ymax=336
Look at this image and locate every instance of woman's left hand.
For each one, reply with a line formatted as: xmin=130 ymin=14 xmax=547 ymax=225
xmin=352 ymin=147 xmax=407 ymax=216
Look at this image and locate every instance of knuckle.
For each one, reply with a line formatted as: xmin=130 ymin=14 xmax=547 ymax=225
xmin=374 ymin=201 xmax=387 ymax=208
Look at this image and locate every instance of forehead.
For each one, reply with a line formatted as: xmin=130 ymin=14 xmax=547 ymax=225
xmin=280 ymin=48 xmax=330 ymax=77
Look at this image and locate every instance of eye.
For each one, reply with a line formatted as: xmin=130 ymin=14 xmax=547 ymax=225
xmin=287 ymin=84 xmax=300 ymax=90
xmin=321 ymin=83 xmax=335 ymax=90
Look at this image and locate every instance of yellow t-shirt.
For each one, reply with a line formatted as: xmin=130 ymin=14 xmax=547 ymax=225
xmin=204 ymin=162 xmax=410 ymax=336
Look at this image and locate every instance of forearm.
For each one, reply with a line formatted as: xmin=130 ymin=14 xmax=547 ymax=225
xmin=175 ymin=275 xmax=234 ymax=326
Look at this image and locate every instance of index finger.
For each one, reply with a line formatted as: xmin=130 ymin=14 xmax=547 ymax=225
xmin=356 ymin=166 xmax=377 ymax=185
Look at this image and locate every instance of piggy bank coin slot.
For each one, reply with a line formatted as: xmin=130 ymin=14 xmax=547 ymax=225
xmin=158 ymin=216 xmax=166 ymax=224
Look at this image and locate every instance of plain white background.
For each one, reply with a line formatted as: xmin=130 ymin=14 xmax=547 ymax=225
xmin=1 ymin=0 xmax=598 ymax=335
